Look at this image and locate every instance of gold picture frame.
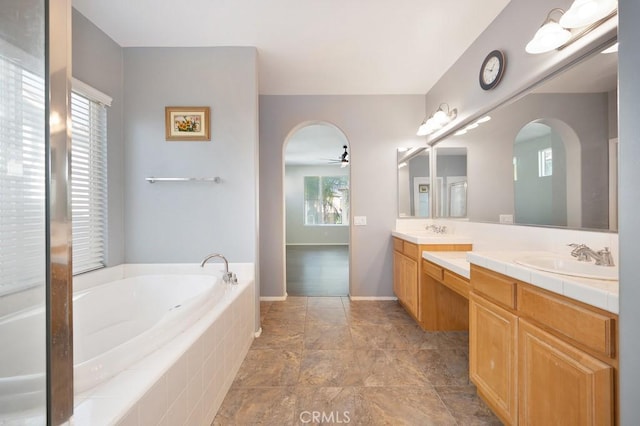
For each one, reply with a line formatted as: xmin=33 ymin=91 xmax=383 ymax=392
xmin=165 ymin=106 xmax=211 ymax=141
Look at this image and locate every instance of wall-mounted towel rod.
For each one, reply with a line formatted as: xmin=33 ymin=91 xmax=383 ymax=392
xmin=145 ymin=177 xmax=222 ymax=184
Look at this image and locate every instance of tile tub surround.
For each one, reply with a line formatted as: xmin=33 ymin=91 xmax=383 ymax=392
xmin=71 ymin=263 xmax=256 ymax=425
xmin=214 ymin=296 xmax=501 ymax=425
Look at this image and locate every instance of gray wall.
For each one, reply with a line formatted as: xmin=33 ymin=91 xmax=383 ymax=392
xmin=260 ymin=95 xmax=425 ymax=298
xmin=618 ymin=0 xmax=640 ymax=423
xmin=72 ymin=9 xmax=125 ymax=267
xmin=285 ymin=165 xmax=349 ymax=245
xmin=423 ymin=0 xmax=616 ymax=144
xmin=122 ymin=47 xmax=258 ymax=264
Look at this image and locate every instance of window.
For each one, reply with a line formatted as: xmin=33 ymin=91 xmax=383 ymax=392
xmin=0 ymin=54 xmax=46 ymax=295
xmin=538 ymin=147 xmax=553 ymax=177
xmin=304 ymin=176 xmax=349 ymax=225
xmin=71 ymin=81 xmax=110 ymax=275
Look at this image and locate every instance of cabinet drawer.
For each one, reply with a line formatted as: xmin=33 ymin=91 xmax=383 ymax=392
xmin=517 ymin=285 xmax=616 ymax=358
xmin=443 ymin=270 xmax=470 ymax=299
xmin=403 ymin=241 xmax=419 ymax=259
xmin=393 ymin=237 xmax=404 ymax=253
xmin=470 ymin=266 xmax=516 ymax=309
xmin=422 ymin=259 xmax=443 ymax=281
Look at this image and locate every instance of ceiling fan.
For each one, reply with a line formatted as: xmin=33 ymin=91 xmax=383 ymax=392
xmin=324 ymin=145 xmax=350 ymax=167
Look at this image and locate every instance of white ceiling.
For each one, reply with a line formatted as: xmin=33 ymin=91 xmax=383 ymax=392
xmin=72 ymin=0 xmax=510 ymax=95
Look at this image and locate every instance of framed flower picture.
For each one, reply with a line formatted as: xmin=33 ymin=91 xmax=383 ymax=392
xmin=165 ymin=106 xmax=211 ymax=141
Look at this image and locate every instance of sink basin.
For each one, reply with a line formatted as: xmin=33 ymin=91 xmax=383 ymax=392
xmin=514 ymin=256 xmax=618 ymax=281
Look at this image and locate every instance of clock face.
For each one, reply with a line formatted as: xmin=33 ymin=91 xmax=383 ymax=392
xmin=480 ymin=50 xmax=505 ymax=90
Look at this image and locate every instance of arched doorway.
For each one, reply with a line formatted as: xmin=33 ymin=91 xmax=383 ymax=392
xmin=283 ymin=122 xmax=350 ymax=296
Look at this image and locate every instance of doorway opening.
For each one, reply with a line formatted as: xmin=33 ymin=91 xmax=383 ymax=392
xmin=283 ymin=122 xmax=350 ymax=296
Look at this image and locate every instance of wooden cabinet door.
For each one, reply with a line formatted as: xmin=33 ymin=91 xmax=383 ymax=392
xmin=403 ymin=256 xmax=418 ymax=318
xmin=393 ymin=251 xmax=404 ymax=302
xmin=518 ymin=319 xmax=614 ymax=426
xmin=470 ymin=294 xmax=518 ymax=425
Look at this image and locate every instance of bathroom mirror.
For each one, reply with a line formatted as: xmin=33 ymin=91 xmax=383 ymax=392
xmin=432 ymin=42 xmax=618 ymax=231
xmin=397 ymin=147 xmax=431 ymax=217
xmin=434 ymin=147 xmax=467 ymax=218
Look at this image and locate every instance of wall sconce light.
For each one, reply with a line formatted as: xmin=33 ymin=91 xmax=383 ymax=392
xmin=559 ymin=0 xmax=617 ymax=28
xmin=526 ymin=0 xmax=617 ymax=54
xmin=454 ymin=115 xmax=491 ymax=137
xmin=526 ymin=8 xmax=572 ymax=54
xmin=417 ymin=103 xmax=457 ymax=136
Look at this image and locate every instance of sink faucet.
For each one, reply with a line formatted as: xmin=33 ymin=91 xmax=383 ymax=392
xmin=425 ymin=224 xmax=447 ymax=234
xmin=568 ymin=244 xmax=615 ymax=267
xmin=200 ymin=253 xmax=238 ymax=284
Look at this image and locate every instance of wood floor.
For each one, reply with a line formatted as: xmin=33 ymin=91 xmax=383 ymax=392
xmin=286 ymin=245 xmax=349 ymax=296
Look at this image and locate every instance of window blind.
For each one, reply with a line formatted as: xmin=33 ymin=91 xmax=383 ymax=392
xmin=70 ymin=89 xmax=108 ymax=275
xmin=0 ymin=55 xmax=47 ymax=295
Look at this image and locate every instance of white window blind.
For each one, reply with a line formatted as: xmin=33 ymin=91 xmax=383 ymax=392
xmin=71 ymin=87 xmax=108 ymax=275
xmin=0 ymin=54 xmax=46 ymax=295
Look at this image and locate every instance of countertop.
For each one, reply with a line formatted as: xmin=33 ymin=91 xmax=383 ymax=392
xmin=391 ymin=230 xmax=473 ymax=245
xmin=420 ymin=249 xmax=619 ymax=314
xmin=422 ymin=251 xmax=471 ymax=279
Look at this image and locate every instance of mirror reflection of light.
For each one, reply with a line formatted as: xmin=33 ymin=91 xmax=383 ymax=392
xmin=465 ymin=123 xmax=479 ymax=130
xmin=476 ymin=116 xmax=492 ymax=124
xmin=454 ymin=129 xmax=467 ymax=136
xmin=602 ymin=42 xmax=618 ymax=54
xmin=397 ymin=147 xmax=409 ymax=152
xmin=398 ymin=162 xmax=408 ymax=169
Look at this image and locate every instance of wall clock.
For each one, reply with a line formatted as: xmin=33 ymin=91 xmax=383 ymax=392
xmin=479 ymin=50 xmax=506 ymax=90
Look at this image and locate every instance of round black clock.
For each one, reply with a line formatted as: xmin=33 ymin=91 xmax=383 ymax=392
xmin=479 ymin=50 xmax=506 ymax=90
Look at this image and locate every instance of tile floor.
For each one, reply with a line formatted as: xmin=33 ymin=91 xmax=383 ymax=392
xmin=213 ymin=297 xmax=501 ymax=425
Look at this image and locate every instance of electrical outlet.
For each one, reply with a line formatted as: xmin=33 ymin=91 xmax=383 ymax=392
xmin=353 ymin=216 xmax=367 ymax=226
xmin=499 ymin=214 xmax=514 ymax=224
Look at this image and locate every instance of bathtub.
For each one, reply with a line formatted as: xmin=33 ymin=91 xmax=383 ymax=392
xmin=0 ymin=263 xmax=256 ymax=425
xmin=73 ymin=274 xmax=226 ymax=394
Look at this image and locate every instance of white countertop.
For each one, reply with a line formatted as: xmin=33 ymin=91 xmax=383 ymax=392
xmin=422 ymin=251 xmax=471 ymax=279
xmin=420 ymin=249 xmax=619 ymax=314
xmin=392 ymin=230 xmax=473 ymax=245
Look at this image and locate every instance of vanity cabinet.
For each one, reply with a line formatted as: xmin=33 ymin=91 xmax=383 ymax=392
xmin=470 ymin=280 xmax=518 ymax=424
xmin=393 ymin=250 xmax=418 ymax=318
xmin=421 ymin=259 xmax=470 ymax=330
xmin=392 ymin=237 xmax=472 ymax=325
xmin=469 ymin=265 xmax=617 ymax=426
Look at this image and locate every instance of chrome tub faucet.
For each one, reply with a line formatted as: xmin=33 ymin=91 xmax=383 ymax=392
xmin=568 ymin=244 xmax=615 ymax=266
xmin=200 ymin=253 xmax=238 ymax=284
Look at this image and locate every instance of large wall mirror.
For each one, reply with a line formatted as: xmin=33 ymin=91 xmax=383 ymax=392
xmin=431 ymin=40 xmax=618 ymax=231
xmin=397 ymin=147 xmax=431 ymax=217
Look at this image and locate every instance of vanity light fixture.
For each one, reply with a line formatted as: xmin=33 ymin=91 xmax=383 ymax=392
xmin=525 ymin=9 xmax=572 ymax=54
xmin=559 ymin=0 xmax=617 ymax=28
xmin=454 ymin=116 xmax=491 ymax=137
xmin=416 ymin=103 xmax=457 ymax=136
xmin=526 ymin=1 xmax=617 ymax=55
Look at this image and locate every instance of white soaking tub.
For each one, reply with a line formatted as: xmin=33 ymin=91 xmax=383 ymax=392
xmin=0 ymin=263 xmax=256 ymax=425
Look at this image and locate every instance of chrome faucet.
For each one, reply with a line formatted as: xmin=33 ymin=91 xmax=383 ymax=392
xmin=425 ymin=224 xmax=447 ymax=234
xmin=200 ymin=253 xmax=238 ymax=284
xmin=568 ymin=244 xmax=615 ymax=267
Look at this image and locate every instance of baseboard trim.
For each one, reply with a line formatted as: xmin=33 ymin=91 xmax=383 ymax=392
xmin=285 ymin=243 xmax=349 ymax=246
xmin=348 ymin=296 xmax=398 ymax=301
xmin=260 ymin=296 xmax=287 ymax=301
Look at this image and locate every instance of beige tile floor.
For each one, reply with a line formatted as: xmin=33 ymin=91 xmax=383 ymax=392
xmin=213 ymin=297 xmax=501 ymax=425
